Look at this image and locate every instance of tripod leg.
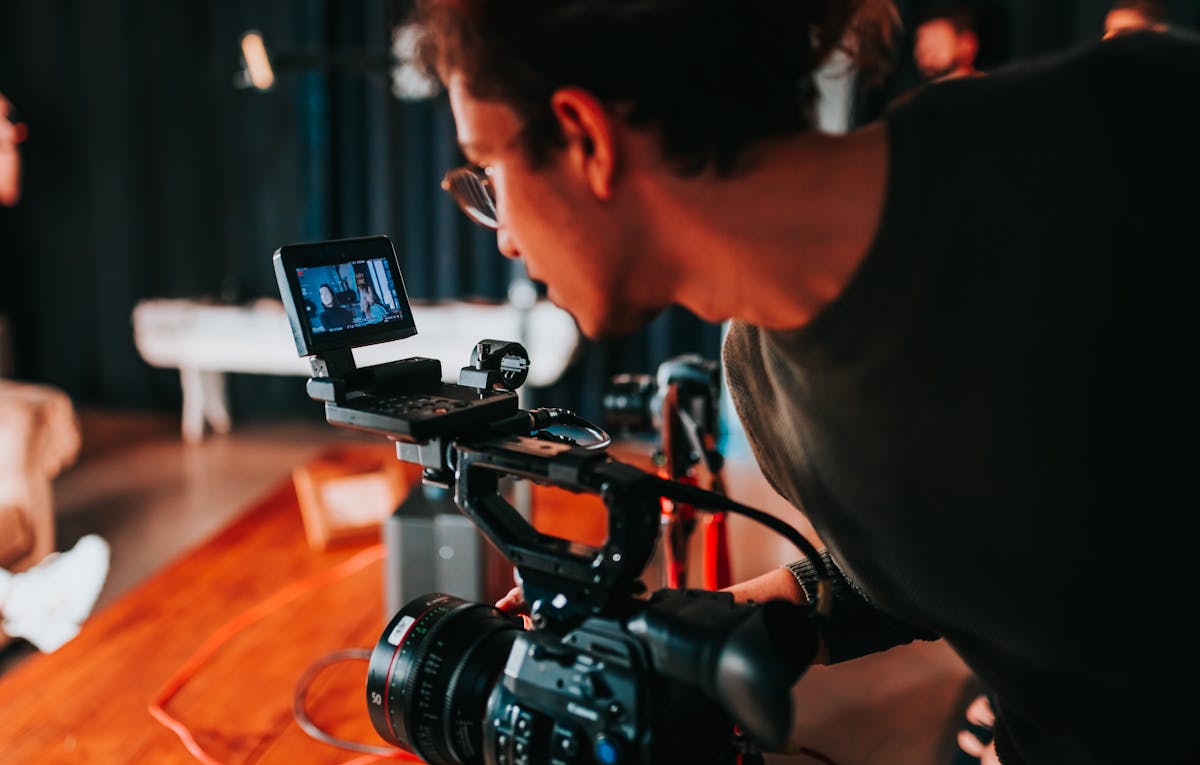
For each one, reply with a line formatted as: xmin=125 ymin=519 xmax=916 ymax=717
xmin=738 ymin=750 xmax=765 ymax=765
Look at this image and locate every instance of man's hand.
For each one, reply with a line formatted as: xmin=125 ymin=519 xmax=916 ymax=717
xmin=494 ymin=585 xmax=533 ymax=629
xmin=494 ymin=565 xmax=810 ymax=633
xmin=495 ymin=584 xmax=525 ymax=612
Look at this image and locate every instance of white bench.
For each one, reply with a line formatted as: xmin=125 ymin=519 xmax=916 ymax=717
xmin=132 ymin=297 xmax=580 ymax=443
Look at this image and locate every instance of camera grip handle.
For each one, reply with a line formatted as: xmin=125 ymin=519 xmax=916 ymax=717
xmin=627 ymin=590 xmax=819 ymax=751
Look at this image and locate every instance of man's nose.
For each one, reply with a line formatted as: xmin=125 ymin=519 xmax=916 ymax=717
xmin=497 ymin=227 xmax=521 ymax=260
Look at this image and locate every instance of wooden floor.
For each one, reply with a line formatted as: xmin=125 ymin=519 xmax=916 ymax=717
xmin=0 ymin=408 xmax=977 ymax=765
xmin=0 ymin=408 xmax=373 ymax=676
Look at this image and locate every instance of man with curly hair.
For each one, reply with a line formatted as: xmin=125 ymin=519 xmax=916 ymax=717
xmin=411 ymin=2 xmax=1196 ymax=763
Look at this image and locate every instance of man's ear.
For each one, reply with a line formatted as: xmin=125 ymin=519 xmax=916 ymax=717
xmin=549 ymin=87 xmax=617 ymax=200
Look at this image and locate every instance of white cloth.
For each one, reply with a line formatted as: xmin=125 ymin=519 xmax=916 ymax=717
xmin=0 ymin=534 xmax=110 ymax=653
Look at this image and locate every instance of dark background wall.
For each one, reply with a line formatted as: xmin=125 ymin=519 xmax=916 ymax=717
xmin=1 ymin=0 xmax=1197 ymax=426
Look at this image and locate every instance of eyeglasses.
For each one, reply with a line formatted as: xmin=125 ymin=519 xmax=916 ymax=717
xmin=441 ymin=165 xmax=499 ymax=230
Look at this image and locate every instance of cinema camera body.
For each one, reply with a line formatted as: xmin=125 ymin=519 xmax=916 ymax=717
xmin=274 ymin=235 xmax=827 ymax=765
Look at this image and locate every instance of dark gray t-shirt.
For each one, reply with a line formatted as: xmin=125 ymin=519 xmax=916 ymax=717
xmin=723 ymin=30 xmax=1196 ymax=765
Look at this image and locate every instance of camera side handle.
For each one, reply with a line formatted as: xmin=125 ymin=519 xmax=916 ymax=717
xmin=626 ymin=589 xmax=819 ymax=752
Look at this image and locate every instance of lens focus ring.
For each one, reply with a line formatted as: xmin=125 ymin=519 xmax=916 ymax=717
xmin=368 ymin=593 xmax=521 ymax=765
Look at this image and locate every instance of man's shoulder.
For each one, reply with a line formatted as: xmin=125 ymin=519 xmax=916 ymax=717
xmin=886 ymin=28 xmax=1199 ymax=148
xmin=992 ymin=28 xmax=1200 ymax=95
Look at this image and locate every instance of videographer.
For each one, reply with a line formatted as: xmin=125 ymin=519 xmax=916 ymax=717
xmin=407 ymin=2 xmax=1194 ymax=764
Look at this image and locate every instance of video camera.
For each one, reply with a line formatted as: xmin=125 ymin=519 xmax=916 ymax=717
xmin=603 ymin=355 xmax=720 ymax=442
xmin=274 ymin=235 xmax=830 ymax=765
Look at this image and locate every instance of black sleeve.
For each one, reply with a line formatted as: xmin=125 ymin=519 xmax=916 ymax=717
xmin=787 ymin=551 xmax=940 ymax=664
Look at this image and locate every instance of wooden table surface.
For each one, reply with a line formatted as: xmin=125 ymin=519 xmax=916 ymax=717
xmin=0 ymin=441 xmax=972 ymax=765
xmin=0 ymin=468 xmax=401 ymax=764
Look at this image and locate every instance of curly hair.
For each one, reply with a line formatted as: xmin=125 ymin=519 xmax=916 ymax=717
xmin=410 ymin=0 xmax=898 ymax=176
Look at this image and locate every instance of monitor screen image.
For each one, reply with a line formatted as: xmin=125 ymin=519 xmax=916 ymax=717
xmin=294 ymin=256 xmax=406 ymax=336
xmin=274 ymin=234 xmax=417 ymax=356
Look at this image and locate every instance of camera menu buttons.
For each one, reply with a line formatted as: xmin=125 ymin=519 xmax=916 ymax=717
xmin=495 ymin=704 xmax=537 ymax=765
xmin=550 ymin=724 xmax=581 ymax=762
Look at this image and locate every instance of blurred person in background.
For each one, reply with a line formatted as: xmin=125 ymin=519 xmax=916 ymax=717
xmin=889 ymin=3 xmax=986 ymax=110
xmin=0 ymin=90 xmax=112 ymax=656
xmin=913 ymin=2 xmax=983 ymax=81
xmin=1 ymin=91 xmax=23 ymax=206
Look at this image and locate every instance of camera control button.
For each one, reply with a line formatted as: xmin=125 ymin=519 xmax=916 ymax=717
xmin=495 ymin=732 xmax=512 ymax=765
xmin=552 ymin=727 xmax=580 ymax=760
xmin=515 ymin=711 xmax=533 ymax=735
xmin=593 ymin=733 xmax=622 ymax=765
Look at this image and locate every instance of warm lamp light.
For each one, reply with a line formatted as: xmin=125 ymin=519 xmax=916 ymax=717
xmin=233 ymin=25 xmax=439 ymax=101
xmin=239 ymin=31 xmax=275 ymax=91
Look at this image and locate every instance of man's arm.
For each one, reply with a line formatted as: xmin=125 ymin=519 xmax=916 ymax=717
xmin=727 ymin=553 xmax=941 ymax=665
xmin=722 ymin=565 xmax=809 ymax=606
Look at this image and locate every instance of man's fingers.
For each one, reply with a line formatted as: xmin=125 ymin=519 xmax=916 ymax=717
xmin=966 ymin=694 xmax=996 ymax=727
xmin=959 ymin=733 xmax=1002 ymax=765
xmin=957 ymin=730 xmax=987 ymax=758
xmin=959 ymin=694 xmax=999 ymax=764
xmin=495 ymin=586 xmax=527 ymax=613
xmin=494 ymin=588 xmax=533 ymax=630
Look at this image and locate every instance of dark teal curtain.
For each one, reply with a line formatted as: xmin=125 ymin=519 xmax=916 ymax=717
xmin=0 ymin=0 xmax=723 ymax=424
xmin=1 ymin=0 xmax=1196 ymax=424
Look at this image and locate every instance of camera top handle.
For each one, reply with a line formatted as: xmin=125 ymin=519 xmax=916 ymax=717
xmin=402 ymin=432 xmax=664 ymax=630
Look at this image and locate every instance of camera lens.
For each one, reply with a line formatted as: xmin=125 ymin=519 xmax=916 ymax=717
xmin=367 ymin=593 xmax=521 ymax=765
xmin=602 ymin=374 xmax=657 ymax=434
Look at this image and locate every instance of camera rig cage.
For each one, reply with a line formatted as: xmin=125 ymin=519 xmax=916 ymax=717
xmin=274 ymin=235 xmax=834 ymax=762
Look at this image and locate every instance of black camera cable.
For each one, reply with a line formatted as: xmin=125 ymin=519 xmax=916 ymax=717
xmin=490 ymin=406 xmax=613 ymax=449
xmin=292 ymin=647 xmax=415 ymax=758
xmin=645 ymin=475 xmax=834 ymax=617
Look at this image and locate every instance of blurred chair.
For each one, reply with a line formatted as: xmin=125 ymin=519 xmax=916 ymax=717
xmin=0 ymin=380 xmax=81 ymax=646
